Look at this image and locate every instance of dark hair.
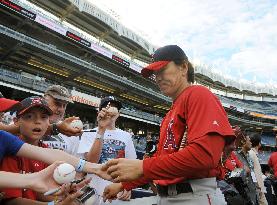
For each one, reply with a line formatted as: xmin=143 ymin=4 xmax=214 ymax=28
xmin=249 ymin=133 xmax=261 ymax=147
xmin=174 ymin=60 xmax=195 ymax=83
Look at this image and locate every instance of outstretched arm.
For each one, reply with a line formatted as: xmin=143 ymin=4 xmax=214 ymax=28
xmin=0 ymin=162 xmax=61 ymax=192
xmin=0 ymin=116 xmax=82 ymax=137
xmin=17 ymin=143 xmax=111 ymax=180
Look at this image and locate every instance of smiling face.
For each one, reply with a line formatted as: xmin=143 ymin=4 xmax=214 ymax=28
xmin=14 ymin=106 xmax=50 ymax=145
xmin=154 ymin=61 xmax=189 ymax=99
xmin=44 ymin=95 xmax=67 ymax=123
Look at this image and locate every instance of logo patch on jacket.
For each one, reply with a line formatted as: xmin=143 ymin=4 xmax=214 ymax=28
xmin=164 ymin=119 xmax=177 ymax=150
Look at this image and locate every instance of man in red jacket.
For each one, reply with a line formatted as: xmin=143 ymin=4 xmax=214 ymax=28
xmin=102 ymin=45 xmax=235 ymax=204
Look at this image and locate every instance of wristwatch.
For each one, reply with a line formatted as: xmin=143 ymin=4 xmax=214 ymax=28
xmin=95 ymin=133 xmax=104 ymax=140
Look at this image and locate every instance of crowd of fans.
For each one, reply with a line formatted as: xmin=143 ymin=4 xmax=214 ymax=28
xmin=1 ymin=84 xmax=277 ymax=205
xmin=217 ymin=127 xmax=277 ymax=205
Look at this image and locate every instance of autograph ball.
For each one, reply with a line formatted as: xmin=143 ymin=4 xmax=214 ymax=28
xmin=70 ymin=119 xmax=83 ymax=129
xmin=107 ymin=107 xmax=118 ymax=116
xmin=53 ymin=163 xmax=76 ymax=184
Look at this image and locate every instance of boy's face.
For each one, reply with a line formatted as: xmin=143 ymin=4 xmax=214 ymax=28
xmin=14 ymin=107 xmax=50 ymax=141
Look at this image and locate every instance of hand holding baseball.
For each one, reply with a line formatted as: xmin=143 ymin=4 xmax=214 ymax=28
xmin=97 ymin=103 xmax=114 ymax=131
xmin=57 ymin=116 xmax=83 ymax=136
xmin=53 ymin=163 xmax=76 ymax=184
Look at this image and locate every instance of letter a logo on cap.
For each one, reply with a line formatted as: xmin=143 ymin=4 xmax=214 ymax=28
xmin=213 ymin=120 xmax=219 ymax=126
xmin=31 ymin=97 xmax=42 ymax=104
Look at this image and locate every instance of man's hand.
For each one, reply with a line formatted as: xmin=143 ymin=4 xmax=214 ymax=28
xmin=57 ymin=117 xmax=83 ymax=136
xmin=102 ymin=159 xmax=143 ymax=182
xmin=84 ymin=162 xmax=112 ymax=181
xmin=57 ymin=190 xmax=83 ymax=205
xmin=103 ymin=183 xmax=124 ymax=203
xmin=55 ymin=178 xmax=92 ymax=197
xmin=55 ymin=178 xmax=92 ymax=205
xmin=117 ymin=189 xmax=131 ymax=201
xmin=29 ymin=162 xmax=92 ymax=194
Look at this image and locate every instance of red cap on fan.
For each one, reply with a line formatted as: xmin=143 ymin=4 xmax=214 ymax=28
xmin=0 ymin=92 xmax=19 ymax=112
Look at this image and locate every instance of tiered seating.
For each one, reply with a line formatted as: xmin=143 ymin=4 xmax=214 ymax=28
xmin=217 ymin=95 xmax=277 ymax=116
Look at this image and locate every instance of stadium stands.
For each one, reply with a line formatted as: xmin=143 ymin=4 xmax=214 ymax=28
xmin=258 ymin=151 xmax=272 ymax=164
xmin=218 ymin=95 xmax=277 ymax=116
xmin=0 ymin=66 xmax=162 ymax=124
xmin=1 ymin=0 xmax=276 ymax=130
xmin=2 ymin=0 xmax=277 ymax=97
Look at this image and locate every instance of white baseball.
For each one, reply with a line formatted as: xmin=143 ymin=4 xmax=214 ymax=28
xmin=70 ymin=119 xmax=83 ymax=129
xmin=53 ymin=163 xmax=76 ymax=184
xmin=107 ymin=107 xmax=118 ymax=116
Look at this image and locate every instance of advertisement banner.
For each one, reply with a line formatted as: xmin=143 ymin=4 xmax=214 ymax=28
xmin=35 ymin=15 xmax=67 ymax=36
xmin=91 ymin=43 xmax=113 ymax=58
xmin=71 ymin=90 xmax=101 ymax=107
xmin=0 ymin=0 xmax=36 ymax=20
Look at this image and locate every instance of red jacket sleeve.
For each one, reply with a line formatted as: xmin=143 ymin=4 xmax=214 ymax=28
xmin=142 ymin=133 xmax=225 ymax=180
xmin=185 ymin=86 xmax=234 ymax=142
xmin=122 ymin=177 xmax=151 ymax=191
xmin=124 ymin=134 xmax=224 ymax=184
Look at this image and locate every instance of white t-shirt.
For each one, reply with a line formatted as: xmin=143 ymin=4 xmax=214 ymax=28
xmin=43 ymin=134 xmax=82 ymax=158
xmin=249 ymin=149 xmax=267 ymax=193
xmin=78 ymin=128 xmax=137 ymax=204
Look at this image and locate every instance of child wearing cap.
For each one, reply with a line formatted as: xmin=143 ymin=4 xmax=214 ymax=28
xmin=0 ymin=94 xmax=112 ymax=204
xmin=0 ymin=96 xmax=54 ymax=204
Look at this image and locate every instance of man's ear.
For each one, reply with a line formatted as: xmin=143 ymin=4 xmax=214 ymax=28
xmin=181 ymin=62 xmax=188 ymax=77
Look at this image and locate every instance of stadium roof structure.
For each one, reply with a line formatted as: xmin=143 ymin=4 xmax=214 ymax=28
xmin=0 ymin=0 xmax=169 ymax=110
xmin=16 ymin=0 xmax=277 ymax=97
xmin=0 ymin=0 xmax=276 ymax=127
xmin=194 ymin=65 xmax=277 ymax=97
xmin=27 ymin=0 xmax=155 ymax=63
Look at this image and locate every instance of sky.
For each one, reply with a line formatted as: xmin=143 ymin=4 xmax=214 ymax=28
xmin=89 ymin=0 xmax=277 ymax=85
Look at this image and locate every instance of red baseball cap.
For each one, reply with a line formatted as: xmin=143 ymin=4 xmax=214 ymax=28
xmin=0 ymin=92 xmax=19 ymax=112
xmin=16 ymin=96 xmax=53 ymax=116
xmin=141 ymin=45 xmax=188 ymax=78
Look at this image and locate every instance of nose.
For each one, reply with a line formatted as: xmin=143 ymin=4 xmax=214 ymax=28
xmin=34 ymin=116 xmax=43 ymax=124
xmin=57 ymin=106 xmax=63 ymax=112
xmin=56 ymin=104 xmax=66 ymax=113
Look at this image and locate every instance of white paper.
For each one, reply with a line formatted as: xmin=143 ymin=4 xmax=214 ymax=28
xmin=251 ymin=171 xmax=257 ymax=183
